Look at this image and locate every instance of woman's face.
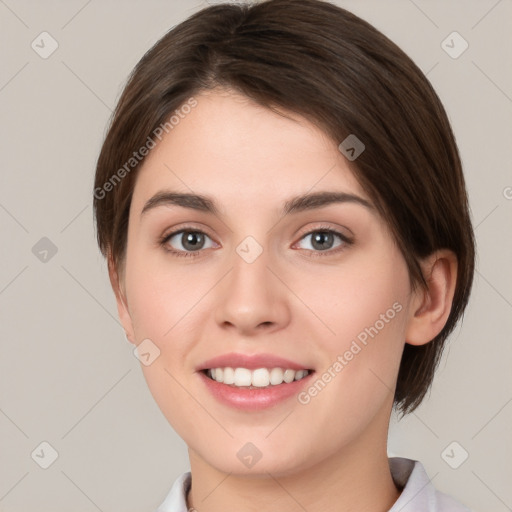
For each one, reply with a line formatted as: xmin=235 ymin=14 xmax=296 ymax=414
xmin=117 ymin=88 xmax=418 ymax=475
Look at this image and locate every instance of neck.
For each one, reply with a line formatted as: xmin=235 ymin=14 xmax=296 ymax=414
xmin=186 ymin=415 xmax=401 ymax=512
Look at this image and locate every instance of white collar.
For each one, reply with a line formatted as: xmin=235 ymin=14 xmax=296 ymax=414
xmin=155 ymin=457 xmax=471 ymax=511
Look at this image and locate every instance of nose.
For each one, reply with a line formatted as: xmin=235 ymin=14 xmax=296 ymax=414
xmin=213 ymin=242 xmax=291 ymax=337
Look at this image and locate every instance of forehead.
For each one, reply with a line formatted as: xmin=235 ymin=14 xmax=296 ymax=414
xmin=131 ymin=89 xmax=368 ymax=213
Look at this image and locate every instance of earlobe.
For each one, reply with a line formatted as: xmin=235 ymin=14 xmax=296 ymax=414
xmin=107 ymin=251 xmax=137 ymax=345
xmin=405 ymin=250 xmax=458 ymax=346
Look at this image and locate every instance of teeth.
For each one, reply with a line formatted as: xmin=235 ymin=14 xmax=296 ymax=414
xmin=269 ymin=368 xmax=284 ymax=385
xmin=294 ymin=369 xmax=307 ymax=380
xmin=223 ymin=367 xmax=235 ymax=384
xmin=206 ymin=367 xmax=310 ymax=387
xmin=283 ymin=369 xmax=296 ymax=383
xmin=233 ymin=368 xmax=252 ymax=386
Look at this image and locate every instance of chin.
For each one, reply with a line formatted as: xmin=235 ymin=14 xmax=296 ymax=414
xmin=193 ymin=438 xmax=320 ymax=478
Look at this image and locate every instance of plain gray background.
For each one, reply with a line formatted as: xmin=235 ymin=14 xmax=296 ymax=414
xmin=1 ymin=1 xmax=511 ymax=511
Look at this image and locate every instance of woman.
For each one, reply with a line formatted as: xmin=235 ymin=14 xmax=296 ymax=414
xmin=93 ymin=1 xmax=475 ymax=510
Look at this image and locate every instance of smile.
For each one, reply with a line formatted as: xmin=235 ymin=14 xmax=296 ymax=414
xmin=204 ymin=367 xmax=311 ymax=388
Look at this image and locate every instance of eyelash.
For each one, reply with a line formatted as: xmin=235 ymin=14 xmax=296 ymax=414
xmin=158 ymin=225 xmax=354 ymax=259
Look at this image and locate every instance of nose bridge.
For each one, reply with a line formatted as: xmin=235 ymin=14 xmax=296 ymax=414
xmin=213 ymin=233 xmax=290 ymax=333
xmin=233 ymin=237 xmax=270 ymax=288
xmin=229 ymin=234 xmax=274 ymax=304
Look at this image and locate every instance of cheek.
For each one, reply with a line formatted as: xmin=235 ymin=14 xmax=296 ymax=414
xmin=124 ymin=248 xmax=205 ymax=342
xmin=298 ymin=252 xmax=409 ymax=349
xmin=125 ymin=256 xmax=208 ymax=437
xmin=298 ymin=251 xmax=410 ymax=397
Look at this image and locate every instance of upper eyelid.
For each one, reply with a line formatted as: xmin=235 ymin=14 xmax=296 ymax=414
xmin=292 ymin=227 xmax=352 ymax=249
xmin=161 ymin=224 xmax=215 ymax=242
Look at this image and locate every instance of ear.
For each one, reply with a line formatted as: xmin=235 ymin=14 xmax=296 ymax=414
xmin=405 ymin=249 xmax=458 ymax=346
xmin=107 ymin=251 xmax=136 ymax=345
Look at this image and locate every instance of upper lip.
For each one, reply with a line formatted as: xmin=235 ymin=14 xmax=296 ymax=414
xmin=198 ymin=352 xmax=313 ymax=371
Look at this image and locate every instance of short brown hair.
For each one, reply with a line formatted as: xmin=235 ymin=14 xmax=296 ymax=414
xmin=93 ymin=0 xmax=475 ymax=414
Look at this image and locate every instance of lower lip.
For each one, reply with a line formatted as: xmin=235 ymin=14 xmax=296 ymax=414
xmin=198 ymin=371 xmax=314 ymax=411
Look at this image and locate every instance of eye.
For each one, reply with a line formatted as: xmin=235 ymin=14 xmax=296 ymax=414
xmin=160 ymin=226 xmax=352 ymax=258
xmin=160 ymin=228 xmax=216 ymax=257
xmin=294 ymin=228 xmax=352 ymax=255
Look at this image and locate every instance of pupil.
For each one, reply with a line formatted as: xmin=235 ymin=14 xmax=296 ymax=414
xmin=183 ymin=232 xmax=203 ymax=250
xmin=312 ymin=232 xmax=333 ymax=250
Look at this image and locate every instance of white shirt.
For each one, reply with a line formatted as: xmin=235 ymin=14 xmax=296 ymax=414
xmin=155 ymin=457 xmax=472 ymax=511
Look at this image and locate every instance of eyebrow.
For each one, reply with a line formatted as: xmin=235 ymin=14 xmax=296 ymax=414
xmin=140 ymin=190 xmax=374 ymax=218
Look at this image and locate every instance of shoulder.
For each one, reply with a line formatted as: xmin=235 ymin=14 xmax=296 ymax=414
xmin=156 ymin=462 xmax=475 ymax=512
xmin=388 ymin=457 xmax=472 ymax=511
xmin=154 ymin=471 xmax=191 ymax=512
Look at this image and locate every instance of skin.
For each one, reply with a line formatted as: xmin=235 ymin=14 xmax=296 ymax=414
xmin=109 ymin=88 xmax=457 ymax=512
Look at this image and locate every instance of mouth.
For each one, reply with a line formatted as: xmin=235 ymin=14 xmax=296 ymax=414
xmin=201 ymin=367 xmax=313 ymax=389
xmin=196 ymin=352 xmax=315 ymax=409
